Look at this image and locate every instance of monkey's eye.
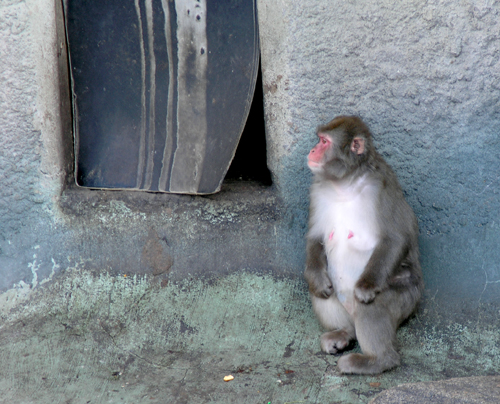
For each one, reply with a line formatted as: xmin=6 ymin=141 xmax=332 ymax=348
xmin=317 ymin=133 xmax=330 ymax=146
xmin=319 ymin=136 xmax=329 ymax=145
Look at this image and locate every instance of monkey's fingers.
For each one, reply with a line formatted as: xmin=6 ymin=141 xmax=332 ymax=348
xmin=354 ymin=283 xmax=379 ymax=303
xmin=319 ymin=287 xmax=334 ymax=299
xmin=305 ymin=268 xmax=334 ymax=298
xmin=309 ymin=283 xmax=334 ymax=299
xmin=316 ymin=276 xmax=334 ymax=298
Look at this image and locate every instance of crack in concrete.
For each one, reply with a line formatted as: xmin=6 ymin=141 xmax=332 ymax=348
xmin=458 ymin=175 xmax=500 ymax=196
xmin=97 ymin=318 xmax=163 ymax=370
xmin=478 ymin=260 xmax=500 ymax=306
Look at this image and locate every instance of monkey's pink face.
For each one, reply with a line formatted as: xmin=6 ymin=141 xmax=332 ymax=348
xmin=308 ymin=133 xmax=331 ymax=171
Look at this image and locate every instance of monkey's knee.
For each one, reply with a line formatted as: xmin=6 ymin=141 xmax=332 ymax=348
xmin=320 ymin=330 xmax=353 ymax=354
xmin=337 ymin=352 xmax=400 ymax=375
xmin=311 ymin=295 xmax=354 ymax=332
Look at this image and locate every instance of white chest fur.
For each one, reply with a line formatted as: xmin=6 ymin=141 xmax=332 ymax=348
xmin=309 ymin=176 xmax=380 ymax=313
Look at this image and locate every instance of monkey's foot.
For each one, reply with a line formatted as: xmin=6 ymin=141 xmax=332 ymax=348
xmin=337 ymin=352 xmax=400 ymax=375
xmin=320 ymin=330 xmax=352 ymax=354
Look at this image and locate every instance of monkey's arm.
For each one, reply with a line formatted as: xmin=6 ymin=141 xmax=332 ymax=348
xmin=304 ymin=238 xmax=333 ymax=298
xmin=354 ymin=235 xmax=408 ymax=303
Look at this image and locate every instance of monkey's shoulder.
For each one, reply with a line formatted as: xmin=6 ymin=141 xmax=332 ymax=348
xmin=369 ymin=159 xmax=417 ymax=228
xmin=370 ymin=155 xmax=405 ymax=192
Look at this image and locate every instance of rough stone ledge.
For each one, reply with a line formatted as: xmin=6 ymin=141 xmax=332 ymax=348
xmin=370 ymin=376 xmax=500 ymax=404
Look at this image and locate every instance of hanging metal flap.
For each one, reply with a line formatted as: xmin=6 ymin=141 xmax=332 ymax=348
xmin=65 ymin=0 xmax=259 ymax=194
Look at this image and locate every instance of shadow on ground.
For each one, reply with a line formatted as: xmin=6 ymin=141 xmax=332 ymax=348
xmin=0 ymin=269 xmax=499 ymax=403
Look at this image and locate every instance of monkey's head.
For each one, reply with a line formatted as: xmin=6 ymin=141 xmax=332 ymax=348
xmin=307 ymin=116 xmax=373 ymax=180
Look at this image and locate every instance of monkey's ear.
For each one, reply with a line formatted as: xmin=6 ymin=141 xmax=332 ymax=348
xmin=351 ymin=137 xmax=365 ymax=155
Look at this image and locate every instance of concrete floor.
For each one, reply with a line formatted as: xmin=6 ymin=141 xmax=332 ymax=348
xmin=0 ymin=269 xmax=499 ymax=404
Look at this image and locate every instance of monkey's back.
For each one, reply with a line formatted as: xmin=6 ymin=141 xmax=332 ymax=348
xmin=369 ymin=152 xmax=423 ymax=291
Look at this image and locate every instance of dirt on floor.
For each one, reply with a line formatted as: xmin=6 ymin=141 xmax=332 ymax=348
xmin=0 ymin=269 xmax=499 ymax=404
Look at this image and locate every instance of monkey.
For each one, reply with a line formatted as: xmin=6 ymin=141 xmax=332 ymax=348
xmin=304 ymin=115 xmax=423 ymax=375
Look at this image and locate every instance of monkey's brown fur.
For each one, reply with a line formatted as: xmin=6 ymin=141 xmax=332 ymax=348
xmin=305 ymin=116 xmax=423 ymax=374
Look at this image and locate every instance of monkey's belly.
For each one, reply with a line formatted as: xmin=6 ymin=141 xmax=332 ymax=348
xmin=327 ymin=245 xmax=373 ymax=316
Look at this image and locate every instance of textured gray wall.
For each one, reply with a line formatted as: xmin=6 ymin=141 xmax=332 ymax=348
xmin=0 ymin=0 xmax=300 ymax=312
xmin=1 ymin=0 xmax=500 ymax=323
xmin=0 ymin=0 xmax=71 ymax=292
xmin=258 ymin=0 xmax=500 ymax=318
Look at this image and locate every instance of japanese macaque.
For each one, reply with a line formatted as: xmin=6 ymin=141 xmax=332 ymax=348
xmin=305 ymin=115 xmax=423 ymax=375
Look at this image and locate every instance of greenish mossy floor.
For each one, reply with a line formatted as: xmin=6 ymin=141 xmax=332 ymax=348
xmin=0 ymin=269 xmax=499 ymax=404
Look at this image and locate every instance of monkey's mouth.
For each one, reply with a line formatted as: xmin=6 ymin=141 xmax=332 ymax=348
xmin=307 ymin=160 xmax=322 ymax=169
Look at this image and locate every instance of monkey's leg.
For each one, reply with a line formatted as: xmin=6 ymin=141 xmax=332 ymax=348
xmin=337 ymin=291 xmax=405 ymax=375
xmin=311 ymin=295 xmax=355 ymax=354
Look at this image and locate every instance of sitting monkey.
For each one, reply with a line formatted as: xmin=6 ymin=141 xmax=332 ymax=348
xmin=305 ymin=116 xmax=423 ymax=374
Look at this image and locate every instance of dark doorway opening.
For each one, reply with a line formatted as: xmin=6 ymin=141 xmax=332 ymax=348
xmin=224 ymin=66 xmax=272 ymax=186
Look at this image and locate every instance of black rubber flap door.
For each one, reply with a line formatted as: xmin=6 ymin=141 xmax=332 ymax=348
xmin=66 ymin=0 xmax=259 ymax=194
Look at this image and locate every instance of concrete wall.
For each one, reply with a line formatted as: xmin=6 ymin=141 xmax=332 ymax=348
xmin=0 ymin=0 xmax=70 ymax=295
xmin=0 ymin=0 xmax=301 ymax=315
xmin=1 ymin=0 xmax=500 ymax=324
xmin=258 ymin=0 xmax=500 ymax=321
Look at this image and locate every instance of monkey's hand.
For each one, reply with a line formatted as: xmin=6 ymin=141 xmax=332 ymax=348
xmin=354 ymin=278 xmax=380 ymax=304
xmin=305 ymin=268 xmax=334 ymax=299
